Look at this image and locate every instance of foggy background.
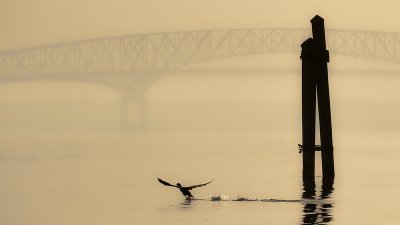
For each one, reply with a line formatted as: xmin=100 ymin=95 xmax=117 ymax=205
xmin=1 ymin=0 xmax=400 ymax=134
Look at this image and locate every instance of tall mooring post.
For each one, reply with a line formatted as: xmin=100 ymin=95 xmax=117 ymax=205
xmin=300 ymin=15 xmax=335 ymax=183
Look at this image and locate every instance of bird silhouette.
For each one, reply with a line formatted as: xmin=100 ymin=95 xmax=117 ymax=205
xmin=157 ymin=178 xmax=213 ymax=199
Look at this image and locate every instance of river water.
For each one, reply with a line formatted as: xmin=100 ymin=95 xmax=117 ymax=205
xmin=1 ymin=67 xmax=400 ymax=224
xmin=1 ymin=130 xmax=400 ymax=225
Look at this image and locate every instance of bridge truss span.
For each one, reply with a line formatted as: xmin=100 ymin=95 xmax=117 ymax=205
xmin=1 ymin=28 xmax=400 ymax=79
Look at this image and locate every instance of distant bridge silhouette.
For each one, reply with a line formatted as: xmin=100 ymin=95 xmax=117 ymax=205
xmin=1 ymin=29 xmax=400 ymax=82
xmin=1 ymin=28 xmax=399 ymax=128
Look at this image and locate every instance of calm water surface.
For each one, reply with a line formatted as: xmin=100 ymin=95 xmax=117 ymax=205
xmin=1 ymin=131 xmax=400 ymax=225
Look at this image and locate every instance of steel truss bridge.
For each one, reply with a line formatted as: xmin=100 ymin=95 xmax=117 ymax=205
xmin=1 ymin=29 xmax=400 ymax=83
xmin=1 ymin=28 xmax=400 ymax=128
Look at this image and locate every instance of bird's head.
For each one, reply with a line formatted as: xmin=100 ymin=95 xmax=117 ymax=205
xmin=176 ymin=183 xmax=182 ymax=187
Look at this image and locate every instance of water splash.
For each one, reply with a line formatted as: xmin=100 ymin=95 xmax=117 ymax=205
xmin=208 ymin=194 xmax=229 ymax=201
xmin=200 ymin=194 xmax=309 ymax=203
xmin=232 ymin=195 xmax=258 ymax=201
xmin=207 ymin=194 xmax=260 ymax=201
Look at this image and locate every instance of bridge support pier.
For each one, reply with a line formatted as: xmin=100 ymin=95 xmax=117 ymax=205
xmin=120 ymin=92 xmax=147 ymax=130
xmin=300 ymin=15 xmax=335 ymax=184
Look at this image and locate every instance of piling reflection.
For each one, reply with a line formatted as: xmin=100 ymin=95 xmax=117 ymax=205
xmin=301 ymin=180 xmax=334 ymax=225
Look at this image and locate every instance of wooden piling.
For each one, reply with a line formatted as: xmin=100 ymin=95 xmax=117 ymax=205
xmin=301 ymin=38 xmax=317 ymax=183
xmin=311 ymin=16 xmax=335 ymax=180
xmin=300 ymin=15 xmax=335 ymax=183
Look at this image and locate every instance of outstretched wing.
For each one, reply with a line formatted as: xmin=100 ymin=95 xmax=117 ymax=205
xmin=158 ymin=178 xmax=178 ymax=188
xmin=187 ymin=180 xmax=214 ymax=190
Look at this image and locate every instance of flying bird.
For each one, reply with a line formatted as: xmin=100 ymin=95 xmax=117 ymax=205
xmin=157 ymin=178 xmax=213 ymax=199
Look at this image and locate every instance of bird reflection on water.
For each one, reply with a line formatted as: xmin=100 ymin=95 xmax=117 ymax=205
xmin=180 ymin=198 xmax=194 ymax=208
xmin=301 ymin=179 xmax=334 ymax=225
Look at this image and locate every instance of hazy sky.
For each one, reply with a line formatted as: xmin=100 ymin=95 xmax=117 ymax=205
xmin=2 ymin=0 xmax=400 ymax=50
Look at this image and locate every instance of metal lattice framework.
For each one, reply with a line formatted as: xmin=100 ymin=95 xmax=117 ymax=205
xmin=1 ymin=29 xmax=400 ymax=80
